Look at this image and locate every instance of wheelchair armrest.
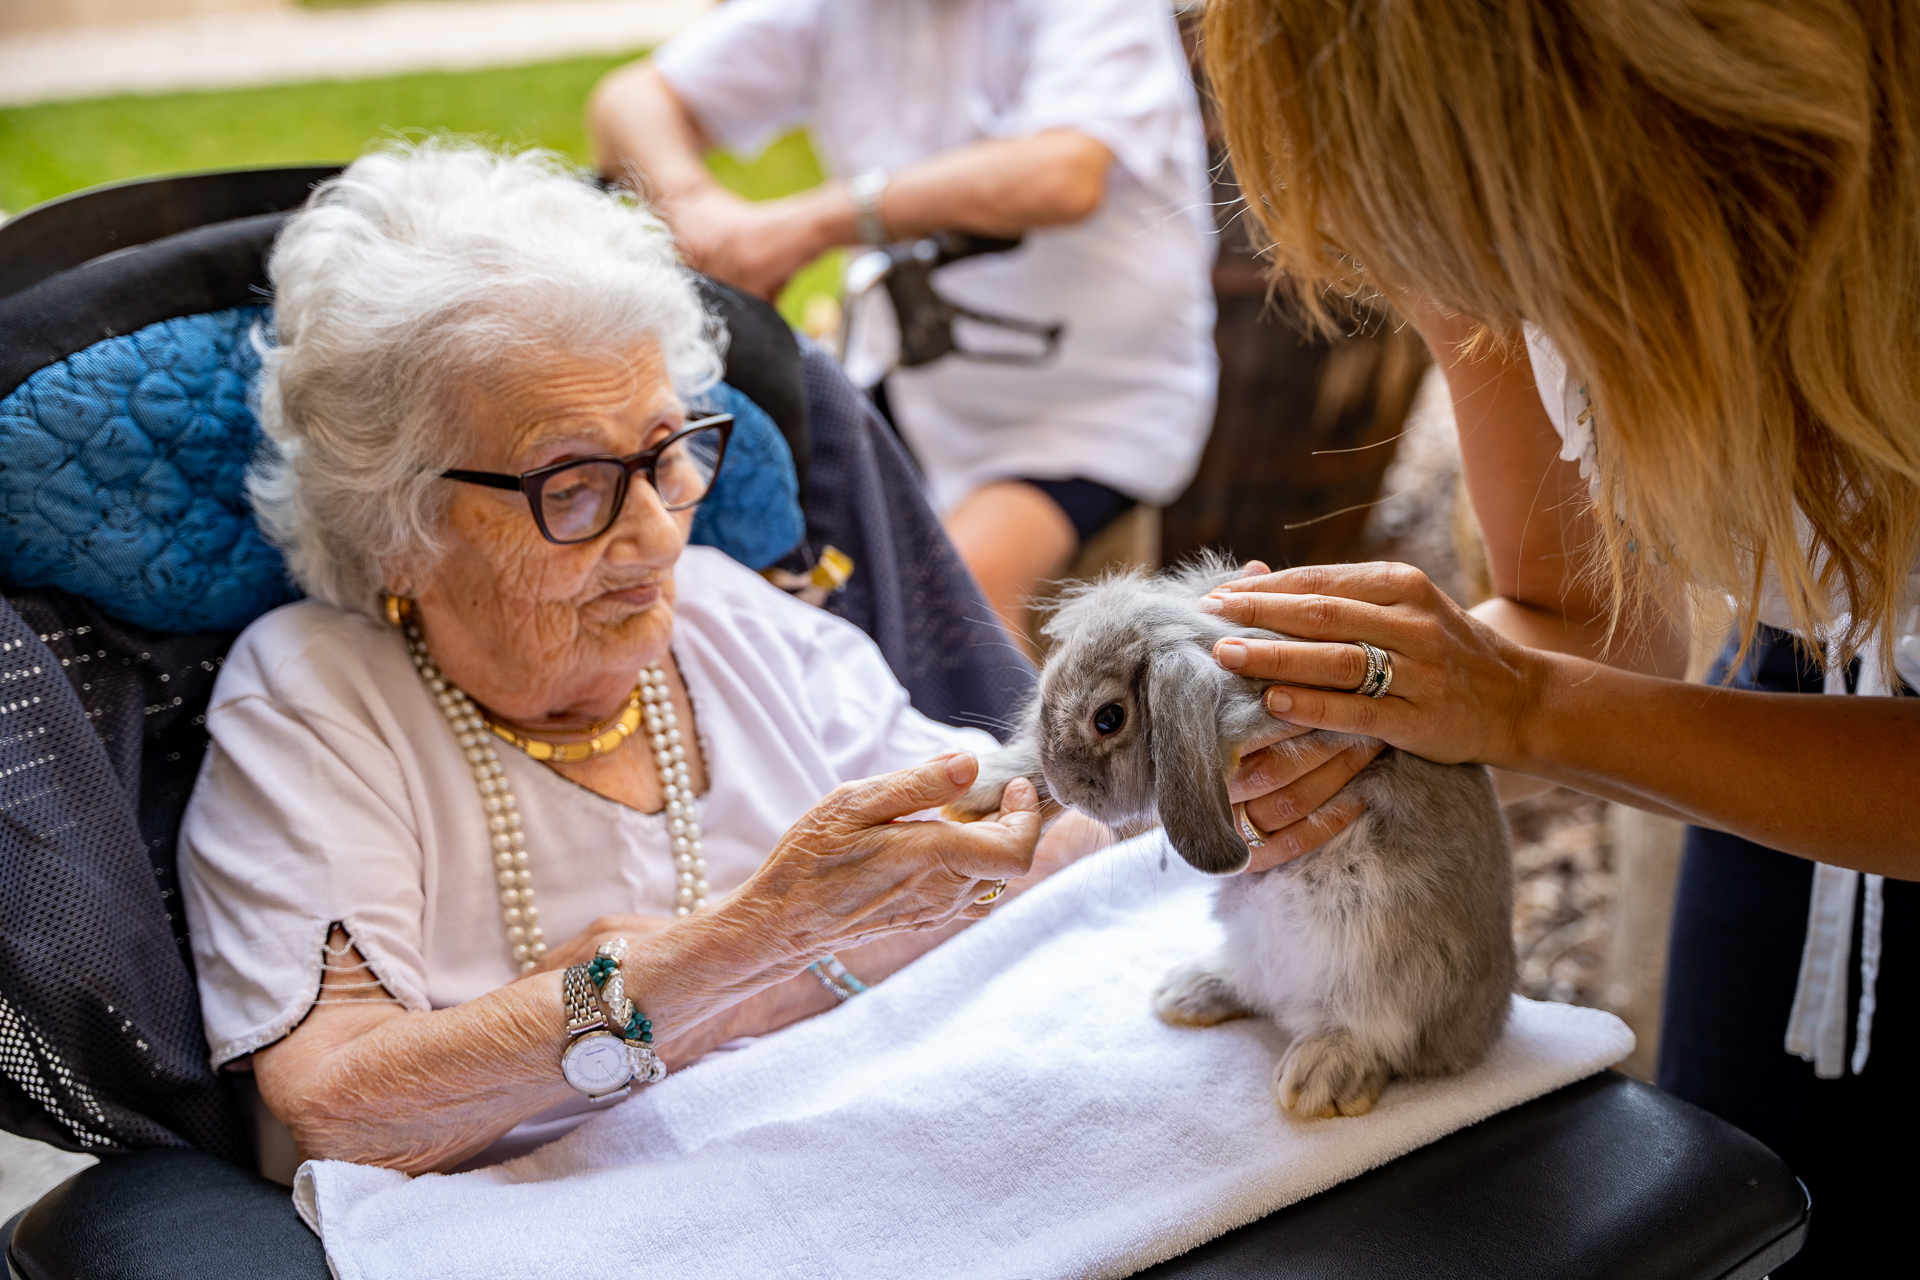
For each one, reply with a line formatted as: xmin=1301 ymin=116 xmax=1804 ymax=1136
xmin=5 ymin=1148 xmax=326 ymax=1280
xmin=1135 ymin=1071 xmax=1808 ymax=1280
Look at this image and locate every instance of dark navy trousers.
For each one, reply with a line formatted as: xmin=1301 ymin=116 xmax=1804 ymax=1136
xmin=1656 ymin=629 xmax=1917 ymax=1277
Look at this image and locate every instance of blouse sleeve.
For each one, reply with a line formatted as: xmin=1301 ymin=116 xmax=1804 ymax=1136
xmin=793 ymin=611 xmax=1001 ymax=785
xmin=651 ymin=0 xmax=827 ymax=158
xmin=180 ymin=680 xmax=432 ymax=1069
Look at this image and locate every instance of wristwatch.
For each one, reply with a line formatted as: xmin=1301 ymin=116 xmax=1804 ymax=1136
xmin=560 ymin=963 xmax=634 ymax=1100
xmin=847 ymin=168 xmax=890 ymax=245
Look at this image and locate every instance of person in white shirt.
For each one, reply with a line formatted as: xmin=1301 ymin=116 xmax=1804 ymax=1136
xmin=589 ymin=0 xmax=1217 ymax=645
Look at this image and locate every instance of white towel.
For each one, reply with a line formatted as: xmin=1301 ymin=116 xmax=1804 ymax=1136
xmin=297 ymin=835 xmax=1633 ymax=1280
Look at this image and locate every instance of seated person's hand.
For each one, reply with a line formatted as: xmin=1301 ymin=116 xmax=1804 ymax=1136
xmin=747 ymin=752 xmax=1043 ymax=944
xmin=672 ymin=187 xmax=834 ymax=302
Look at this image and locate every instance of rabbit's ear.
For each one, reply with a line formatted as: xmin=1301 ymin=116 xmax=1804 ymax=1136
xmin=1147 ymin=645 xmax=1250 ymax=875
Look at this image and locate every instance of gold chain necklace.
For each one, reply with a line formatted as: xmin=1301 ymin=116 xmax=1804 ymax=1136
xmin=481 ymin=686 xmax=645 ymax=764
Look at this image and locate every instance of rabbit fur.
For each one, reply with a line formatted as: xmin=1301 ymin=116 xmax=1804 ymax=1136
xmin=949 ymin=554 xmax=1514 ymax=1118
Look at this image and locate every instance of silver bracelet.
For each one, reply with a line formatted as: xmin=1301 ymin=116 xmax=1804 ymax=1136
xmin=847 ymin=168 xmax=889 ymax=245
xmin=807 ymin=951 xmax=870 ymax=1001
xmin=589 ymin=938 xmax=667 ymax=1085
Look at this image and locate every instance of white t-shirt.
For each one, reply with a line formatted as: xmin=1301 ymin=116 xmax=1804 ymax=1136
xmin=178 ymin=546 xmax=994 ymax=1079
xmin=653 ymin=0 xmax=1218 ymax=512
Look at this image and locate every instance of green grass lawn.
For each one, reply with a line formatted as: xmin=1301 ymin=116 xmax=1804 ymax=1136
xmin=0 ymin=53 xmax=841 ymax=325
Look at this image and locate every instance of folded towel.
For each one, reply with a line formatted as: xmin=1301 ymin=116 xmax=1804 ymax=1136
xmin=297 ymin=834 xmax=1633 ymax=1280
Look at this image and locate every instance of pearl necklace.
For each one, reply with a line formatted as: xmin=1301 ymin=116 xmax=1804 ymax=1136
xmin=401 ymin=620 xmax=709 ymax=976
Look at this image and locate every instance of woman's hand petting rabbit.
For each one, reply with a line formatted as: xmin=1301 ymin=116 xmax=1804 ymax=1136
xmin=1226 ymin=721 xmax=1383 ymax=871
xmin=1189 ymin=557 xmax=1381 ymax=870
xmin=1201 ymin=561 xmax=1542 ymax=771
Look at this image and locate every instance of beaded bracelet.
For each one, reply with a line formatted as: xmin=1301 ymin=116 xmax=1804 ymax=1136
xmin=589 ymin=939 xmax=667 ymax=1084
xmin=807 ymin=952 xmax=869 ymax=1002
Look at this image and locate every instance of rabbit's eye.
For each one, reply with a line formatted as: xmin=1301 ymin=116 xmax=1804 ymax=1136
xmin=1092 ymin=703 xmax=1126 ymax=735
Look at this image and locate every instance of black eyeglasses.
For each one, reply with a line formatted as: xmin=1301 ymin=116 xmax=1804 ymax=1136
xmin=441 ymin=414 xmax=733 ymax=546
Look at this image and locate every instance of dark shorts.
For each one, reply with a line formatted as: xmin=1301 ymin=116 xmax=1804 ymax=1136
xmin=1015 ymin=477 xmax=1136 ymax=547
xmin=1658 ymin=627 xmax=1917 ymax=1276
xmin=865 ymin=381 xmax=1137 ymax=547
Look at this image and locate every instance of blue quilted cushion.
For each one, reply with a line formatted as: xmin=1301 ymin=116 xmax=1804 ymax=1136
xmin=0 ymin=307 xmax=296 ymax=632
xmin=0 ymin=307 xmax=805 ymax=633
xmin=688 ymin=382 xmax=804 ymax=571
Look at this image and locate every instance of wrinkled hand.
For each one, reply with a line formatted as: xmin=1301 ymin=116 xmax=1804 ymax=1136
xmin=531 ymin=913 xmax=675 ymax=976
xmin=670 ymin=188 xmax=833 ymax=301
xmin=1204 ymin=561 xmax=1542 ymax=768
xmin=736 ymin=753 xmax=1043 ymax=952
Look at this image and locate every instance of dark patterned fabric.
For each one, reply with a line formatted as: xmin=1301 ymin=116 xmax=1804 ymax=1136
xmin=789 ymin=340 xmax=1035 ymax=739
xmin=0 ymin=588 xmax=247 ymax=1161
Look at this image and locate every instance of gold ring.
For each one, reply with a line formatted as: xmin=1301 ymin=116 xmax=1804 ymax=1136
xmin=974 ymin=879 xmax=1007 ymax=905
xmin=1233 ymin=802 xmax=1268 ymax=849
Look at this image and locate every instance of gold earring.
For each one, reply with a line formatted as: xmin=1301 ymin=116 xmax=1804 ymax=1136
xmin=383 ymin=593 xmax=412 ymax=628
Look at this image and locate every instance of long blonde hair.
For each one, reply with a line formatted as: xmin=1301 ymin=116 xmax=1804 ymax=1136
xmin=1206 ymin=0 xmax=1920 ymax=667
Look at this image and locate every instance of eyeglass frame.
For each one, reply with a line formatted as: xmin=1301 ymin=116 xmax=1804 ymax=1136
xmin=440 ymin=413 xmax=734 ymax=546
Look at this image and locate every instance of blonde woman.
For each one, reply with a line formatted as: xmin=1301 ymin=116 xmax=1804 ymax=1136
xmin=1195 ymin=2 xmax=1918 ymax=1273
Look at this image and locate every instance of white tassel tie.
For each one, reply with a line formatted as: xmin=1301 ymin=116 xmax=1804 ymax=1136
xmin=1783 ymin=636 xmax=1887 ymax=1078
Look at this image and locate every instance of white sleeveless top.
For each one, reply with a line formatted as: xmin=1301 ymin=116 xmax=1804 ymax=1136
xmin=1523 ymin=326 xmax=1902 ymax=1078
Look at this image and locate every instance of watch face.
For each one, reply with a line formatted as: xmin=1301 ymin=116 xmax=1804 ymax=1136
xmin=562 ymin=1032 xmax=634 ymax=1095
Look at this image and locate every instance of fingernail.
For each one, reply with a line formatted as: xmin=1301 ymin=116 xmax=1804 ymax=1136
xmin=1215 ymin=639 xmax=1247 ymax=669
xmin=1197 ymin=596 xmax=1226 ymax=615
xmin=942 ymin=754 xmax=977 ymax=785
xmin=1265 ymin=687 xmax=1292 ymax=715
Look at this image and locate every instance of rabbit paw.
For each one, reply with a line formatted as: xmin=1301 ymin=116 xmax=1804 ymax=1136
xmin=1274 ymin=1030 xmax=1390 ymax=1119
xmin=1151 ymin=956 xmax=1252 ymax=1027
xmin=942 ymin=776 xmax=1008 ymax=823
xmin=941 ymin=741 xmax=1046 ymax=823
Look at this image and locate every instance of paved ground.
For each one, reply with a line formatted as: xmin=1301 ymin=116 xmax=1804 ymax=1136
xmin=0 ymin=1129 xmax=96 ymax=1224
xmin=0 ymin=0 xmax=704 ymax=107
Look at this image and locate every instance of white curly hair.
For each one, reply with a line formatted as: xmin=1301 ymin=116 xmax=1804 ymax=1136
xmin=249 ymin=139 xmax=725 ymax=614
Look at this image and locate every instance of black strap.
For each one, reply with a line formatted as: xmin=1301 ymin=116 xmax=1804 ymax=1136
xmin=696 ymin=276 xmax=811 ymax=499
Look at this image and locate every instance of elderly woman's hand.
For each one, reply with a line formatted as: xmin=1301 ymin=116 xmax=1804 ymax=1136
xmin=545 ymin=753 xmax=1040 ymax=980
xmin=731 ymin=752 xmax=1043 ymax=954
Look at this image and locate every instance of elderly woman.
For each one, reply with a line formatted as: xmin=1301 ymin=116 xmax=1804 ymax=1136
xmin=178 ymin=143 xmax=1060 ymax=1177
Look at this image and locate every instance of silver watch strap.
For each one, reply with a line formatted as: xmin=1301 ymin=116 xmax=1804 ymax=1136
xmin=562 ymin=964 xmax=605 ymax=1035
xmin=848 ymin=168 xmax=889 ymax=245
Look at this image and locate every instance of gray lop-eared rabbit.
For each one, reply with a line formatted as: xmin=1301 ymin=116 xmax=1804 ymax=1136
xmin=949 ymin=555 xmax=1513 ymax=1118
